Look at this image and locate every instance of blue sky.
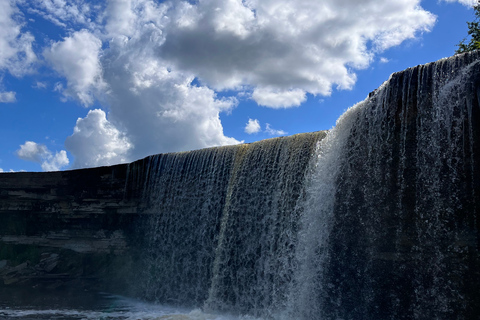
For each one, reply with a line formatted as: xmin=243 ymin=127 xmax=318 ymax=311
xmin=0 ymin=0 xmax=476 ymax=172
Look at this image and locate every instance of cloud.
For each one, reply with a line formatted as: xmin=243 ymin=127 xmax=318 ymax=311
xmin=16 ymin=141 xmax=49 ymax=162
xmin=43 ymin=29 xmax=104 ymax=106
xmin=16 ymin=141 xmax=69 ymax=171
xmin=0 ymin=0 xmax=36 ymax=100
xmin=379 ymin=57 xmax=390 ymax=64
xmin=252 ymin=88 xmax=307 ymax=108
xmin=41 ymin=150 xmax=69 ymax=172
xmin=0 ymin=91 xmax=16 ymax=103
xmin=38 ymin=1 xmax=241 ymax=167
xmin=25 ymin=0 xmax=99 ymax=29
xmin=33 ymin=81 xmax=47 ymax=89
xmin=442 ymin=0 xmax=477 ymax=6
xmin=265 ymin=123 xmax=287 ymax=136
xmin=245 ymin=118 xmax=286 ymax=136
xmin=98 ymin=30 xmax=241 ymax=161
xmin=245 ymin=118 xmax=261 ymax=134
xmin=159 ymin=0 xmax=436 ymax=107
xmin=0 ymin=168 xmax=3 ymax=173
xmin=104 ymin=0 xmax=138 ymax=37
xmin=0 ymin=1 xmax=36 ymax=76
xmin=65 ymin=109 xmax=132 ymax=168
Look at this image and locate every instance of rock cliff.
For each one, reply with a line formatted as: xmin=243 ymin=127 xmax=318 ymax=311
xmin=0 ymin=164 xmax=143 ymax=292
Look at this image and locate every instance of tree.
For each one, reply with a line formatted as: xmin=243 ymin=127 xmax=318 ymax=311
xmin=456 ymin=1 xmax=480 ymax=54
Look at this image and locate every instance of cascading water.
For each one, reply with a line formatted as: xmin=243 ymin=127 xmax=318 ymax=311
xmin=127 ymin=132 xmax=324 ymax=314
xmin=128 ymin=146 xmax=239 ymax=305
xmin=126 ymin=51 xmax=480 ymax=320
xmin=285 ymin=96 xmax=372 ymax=320
xmin=205 ymin=132 xmax=324 ymax=316
xmin=291 ymin=51 xmax=480 ymax=319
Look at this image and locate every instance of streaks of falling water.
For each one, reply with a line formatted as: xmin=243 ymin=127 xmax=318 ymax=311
xmin=128 ymin=133 xmax=323 ymax=314
xmin=206 ymin=132 xmax=324 ymax=317
xmin=125 ymin=51 xmax=480 ymax=320
xmin=291 ymin=52 xmax=480 ymax=320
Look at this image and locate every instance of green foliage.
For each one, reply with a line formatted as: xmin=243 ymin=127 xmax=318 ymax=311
xmin=456 ymin=1 xmax=480 ymax=53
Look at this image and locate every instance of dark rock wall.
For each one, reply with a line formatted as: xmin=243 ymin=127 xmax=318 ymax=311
xmin=0 ymin=164 xmax=144 ymax=292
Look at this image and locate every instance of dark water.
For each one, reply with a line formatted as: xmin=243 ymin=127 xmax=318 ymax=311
xmin=0 ymin=287 xmax=128 ymax=319
xmin=0 ymin=287 xmax=188 ymax=319
xmin=0 ymin=287 xmax=261 ymax=319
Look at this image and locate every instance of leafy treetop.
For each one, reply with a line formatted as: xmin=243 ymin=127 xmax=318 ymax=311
xmin=456 ymin=1 xmax=480 ymax=53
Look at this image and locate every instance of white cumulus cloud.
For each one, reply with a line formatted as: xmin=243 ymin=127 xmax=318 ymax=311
xmin=159 ymin=0 xmax=436 ymax=107
xmin=265 ymin=123 xmax=287 ymax=136
xmin=100 ymin=30 xmax=240 ymax=160
xmin=16 ymin=141 xmax=50 ymax=162
xmin=0 ymin=91 xmax=16 ymax=103
xmin=16 ymin=141 xmax=69 ymax=171
xmin=245 ymin=118 xmax=261 ymax=134
xmin=37 ymin=0 xmax=242 ymax=167
xmin=65 ymin=109 xmax=132 ymax=168
xmin=252 ymin=88 xmax=307 ymax=108
xmin=442 ymin=0 xmax=477 ymax=6
xmin=104 ymin=0 xmax=138 ymax=37
xmin=0 ymin=0 xmax=36 ymax=99
xmin=379 ymin=57 xmax=390 ymax=64
xmin=43 ymin=29 xmax=104 ymax=106
xmin=0 ymin=1 xmax=36 ymax=76
xmin=41 ymin=150 xmax=69 ymax=172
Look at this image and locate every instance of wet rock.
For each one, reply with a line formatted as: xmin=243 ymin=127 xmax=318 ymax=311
xmin=6 ymin=261 xmax=29 ymax=275
xmin=37 ymin=253 xmax=59 ymax=272
xmin=3 ymin=276 xmax=19 ymax=285
xmin=3 ymin=261 xmax=33 ymax=285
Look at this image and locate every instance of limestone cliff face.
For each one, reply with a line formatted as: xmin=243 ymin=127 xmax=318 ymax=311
xmin=0 ymin=164 xmax=144 ymax=292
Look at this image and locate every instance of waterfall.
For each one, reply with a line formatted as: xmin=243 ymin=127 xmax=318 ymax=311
xmin=127 ymin=132 xmax=324 ymax=313
xmin=129 ymin=146 xmax=239 ymax=305
xmin=205 ymin=132 xmax=324 ymax=316
xmin=291 ymin=51 xmax=480 ymax=319
xmin=127 ymin=51 xmax=480 ymax=319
